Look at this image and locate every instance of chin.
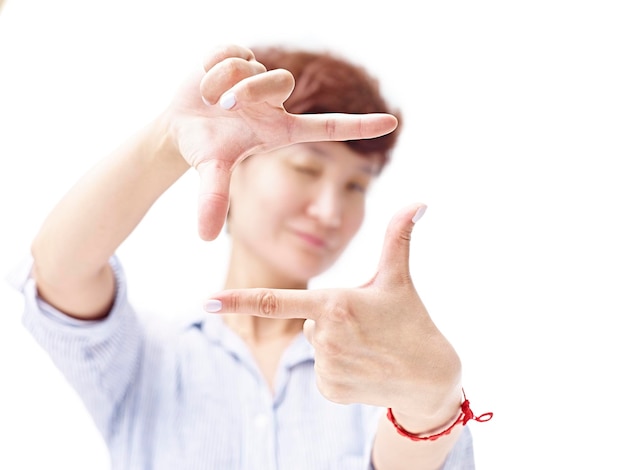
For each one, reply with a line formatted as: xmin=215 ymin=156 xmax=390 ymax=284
xmin=280 ymin=265 xmax=323 ymax=285
xmin=265 ymin=241 xmax=344 ymax=285
xmin=292 ymin=260 xmax=337 ymax=284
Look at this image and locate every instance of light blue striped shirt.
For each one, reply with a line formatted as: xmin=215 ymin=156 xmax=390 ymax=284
xmin=10 ymin=256 xmax=475 ymax=469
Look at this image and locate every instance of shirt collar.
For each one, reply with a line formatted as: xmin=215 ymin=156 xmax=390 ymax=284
xmin=198 ymin=314 xmax=315 ymax=369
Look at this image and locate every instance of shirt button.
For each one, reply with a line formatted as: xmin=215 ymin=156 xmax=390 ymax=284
xmin=254 ymin=413 xmax=270 ymax=428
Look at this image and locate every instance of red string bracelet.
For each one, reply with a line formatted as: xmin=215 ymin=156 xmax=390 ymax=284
xmin=387 ymin=389 xmax=493 ymax=442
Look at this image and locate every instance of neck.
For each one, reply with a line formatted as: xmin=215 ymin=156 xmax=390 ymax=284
xmin=221 ymin=240 xmax=307 ymax=343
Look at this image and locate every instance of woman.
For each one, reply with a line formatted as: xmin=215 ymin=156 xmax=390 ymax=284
xmin=11 ymin=44 xmax=487 ymax=469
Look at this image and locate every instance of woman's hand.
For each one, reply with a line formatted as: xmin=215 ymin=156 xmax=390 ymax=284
xmin=163 ymin=44 xmax=398 ymax=241
xmin=203 ymin=203 xmax=462 ymax=423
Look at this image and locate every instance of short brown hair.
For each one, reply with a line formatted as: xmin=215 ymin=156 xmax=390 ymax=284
xmin=252 ymin=46 xmax=401 ymax=173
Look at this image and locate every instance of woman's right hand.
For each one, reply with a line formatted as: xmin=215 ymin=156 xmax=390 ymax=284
xmin=162 ymin=44 xmax=398 ymax=241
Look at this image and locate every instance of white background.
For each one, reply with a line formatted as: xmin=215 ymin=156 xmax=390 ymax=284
xmin=1 ymin=0 xmax=624 ymax=468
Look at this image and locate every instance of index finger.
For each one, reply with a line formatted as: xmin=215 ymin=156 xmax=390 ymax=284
xmin=290 ymin=112 xmax=398 ymax=144
xmin=203 ymin=287 xmax=327 ymax=320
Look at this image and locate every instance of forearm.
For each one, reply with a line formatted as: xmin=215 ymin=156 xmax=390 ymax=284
xmin=31 ymin=115 xmax=189 ymax=316
xmin=372 ymin=384 xmax=465 ymax=470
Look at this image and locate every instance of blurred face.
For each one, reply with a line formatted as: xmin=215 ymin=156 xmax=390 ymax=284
xmin=228 ymin=141 xmax=381 ymax=284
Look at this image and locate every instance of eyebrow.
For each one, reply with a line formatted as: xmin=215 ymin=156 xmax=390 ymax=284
xmin=307 ymin=144 xmax=378 ymax=176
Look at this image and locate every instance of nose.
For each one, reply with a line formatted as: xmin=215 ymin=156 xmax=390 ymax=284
xmin=306 ymin=183 xmax=342 ymax=228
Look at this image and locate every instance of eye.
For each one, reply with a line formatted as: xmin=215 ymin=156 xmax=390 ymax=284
xmin=293 ymin=165 xmax=321 ymax=177
xmin=347 ymin=181 xmax=367 ymax=193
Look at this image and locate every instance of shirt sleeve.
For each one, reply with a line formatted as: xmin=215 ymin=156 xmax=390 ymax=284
xmin=441 ymin=426 xmax=475 ymax=469
xmin=7 ymin=255 xmax=143 ymax=441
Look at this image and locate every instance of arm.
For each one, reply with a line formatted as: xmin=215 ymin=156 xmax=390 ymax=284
xmin=31 ymin=44 xmax=398 ymax=320
xmin=32 ymin=118 xmax=188 ymax=319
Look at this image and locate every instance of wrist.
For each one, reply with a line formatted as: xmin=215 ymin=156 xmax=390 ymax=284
xmin=389 ymin=351 xmax=463 ymax=430
xmin=145 ymin=113 xmax=190 ymax=173
xmin=387 ymin=388 xmax=493 ymax=442
xmin=389 ymin=386 xmax=464 ymax=435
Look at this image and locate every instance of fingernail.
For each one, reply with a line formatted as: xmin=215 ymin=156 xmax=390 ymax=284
xmin=202 ymin=96 xmax=211 ymax=106
xmin=219 ymin=92 xmax=236 ymax=110
xmin=412 ymin=205 xmax=427 ymax=223
xmin=203 ymin=299 xmax=222 ymax=313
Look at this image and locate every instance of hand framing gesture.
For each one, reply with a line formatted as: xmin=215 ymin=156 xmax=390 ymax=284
xmin=204 ymin=204 xmax=462 ymax=419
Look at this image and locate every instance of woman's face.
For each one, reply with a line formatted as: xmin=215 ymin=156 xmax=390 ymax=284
xmin=228 ymin=141 xmax=381 ymax=284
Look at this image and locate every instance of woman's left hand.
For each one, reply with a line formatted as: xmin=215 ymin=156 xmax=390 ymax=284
xmin=204 ymin=203 xmax=462 ymax=421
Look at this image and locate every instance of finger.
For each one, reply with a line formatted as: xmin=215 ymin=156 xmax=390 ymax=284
xmin=202 ymin=44 xmax=256 ymax=73
xmin=221 ymin=68 xmax=295 ymax=109
xmin=374 ymin=203 xmax=427 ymax=286
xmin=203 ymin=287 xmax=328 ymax=320
xmin=200 ymin=57 xmax=267 ymax=105
xmin=196 ymin=159 xmax=234 ymax=241
xmin=289 ymin=112 xmax=399 ymax=144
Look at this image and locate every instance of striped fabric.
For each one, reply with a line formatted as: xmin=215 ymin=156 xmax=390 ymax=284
xmin=9 ymin=256 xmax=475 ymax=470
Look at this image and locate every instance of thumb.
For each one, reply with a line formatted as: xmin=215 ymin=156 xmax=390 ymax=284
xmin=374 ymin=203 xmax=427 ymax=285
xmin=196 ymin=159 xmax=233 ymax=241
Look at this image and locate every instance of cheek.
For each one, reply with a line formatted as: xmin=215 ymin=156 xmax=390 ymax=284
xmin=341 ymin=202 xmax=366 ymax=241
xmin=260 ymin=179 xmax=303 ymax=216
xmin=235 ymin=175 xmax=303 ymax=229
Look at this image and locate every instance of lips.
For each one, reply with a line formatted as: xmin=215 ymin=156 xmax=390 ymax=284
xmin=292 ymin=229 xmax=329 ymax=250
